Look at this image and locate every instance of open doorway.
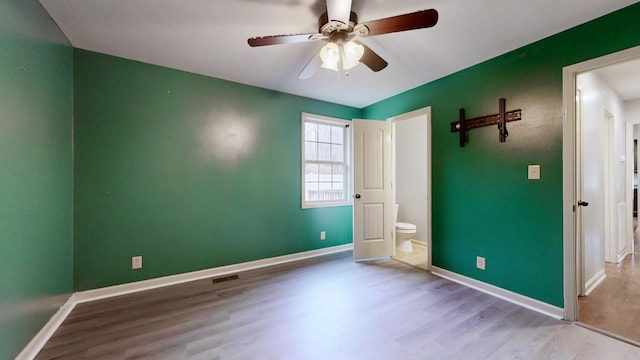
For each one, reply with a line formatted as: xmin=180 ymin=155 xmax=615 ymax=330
xmin=388 ymin=107 xmax=432 ymax=271
xmin=563 ymin=45 xmax=640 ymax=343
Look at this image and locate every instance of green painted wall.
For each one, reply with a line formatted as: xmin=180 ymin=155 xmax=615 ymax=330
xmin=73 ymin=49 xmax=360 ymax=290
xmin=3 ymin=6 xmax=639 ymax=355
xmin=0 ymin=0 xmax=73 ymax=358
xmin=362 ymin=3 xmax=640 ymax=307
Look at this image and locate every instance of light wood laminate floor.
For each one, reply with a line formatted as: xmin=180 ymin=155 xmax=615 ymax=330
xmin=578 ymin=219 xmax=640 ymax=344
xmin=37 ymin=251 xmax=640 ymax=359
xmin=394 ymin=241 xmax=428 ymax=271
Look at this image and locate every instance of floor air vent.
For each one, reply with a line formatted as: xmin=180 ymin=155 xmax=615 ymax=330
xmin=212 ymin=274 xmax=240 ymax=284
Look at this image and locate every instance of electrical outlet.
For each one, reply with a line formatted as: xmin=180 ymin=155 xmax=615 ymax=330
xmin=476 ymin=256 xmax=486 ymax=270
xmin=132 ymin=256 xmax=142 ymax=269
xmin=320 ymin=231 xmax=326 ymax=240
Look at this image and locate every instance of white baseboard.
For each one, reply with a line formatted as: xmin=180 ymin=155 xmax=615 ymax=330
xmin=411 ymin=240 xmax=428 ymax=248
xmin=584 ymin=269 xmax=606 ymax=296
xmin=15 ymin=294 xmax=77 ymax=360
xmin=431 ymin=266 xmax=564 ymax=320
xmin=17 ymin=244 xmax=352 ymax=359
xmin=76 ymin=244 xmax=353 ymax=303
xmin=617 ymin=249 xmax=631 ymax=263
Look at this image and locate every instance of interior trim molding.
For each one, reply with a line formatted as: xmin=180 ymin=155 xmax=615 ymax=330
xmin=584 ymin=269 xmax=606 ymax=296
xmin=76 ymin=244 xmax=353 ymax=303
xmin=617 ymin=249 xmax=631 ymax=264
xmin=431 ymin=266 xmax=564 ymax=320
xmin=410 ymin=239 xmax=428 ymax=247
xmin=562 ymin=44 xmax=640 ymax=322
xmin=16 ymin=294 xmax=77 ymax=360
xmin=17 ymin=244 xmax=353 ymax=359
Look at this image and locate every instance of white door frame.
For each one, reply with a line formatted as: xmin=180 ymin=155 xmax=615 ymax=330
xmin=625 ymin=121 xmax=639 ymax=257
xmin=603 ymin=110 xmax=618 ymax=264
xmin=562 ymin=45 xmax=640 ymax=321
xmin=387 ymin=107 xmax=433 ymax=269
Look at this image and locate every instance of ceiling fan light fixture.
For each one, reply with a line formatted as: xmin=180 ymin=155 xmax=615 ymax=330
xmin=249 ymin=5 xmax=439 ymax=77
xmin=342 ymin=40 xmax=364 ymax=70
xmin=320 ymin=42 xmax=340 ymax=71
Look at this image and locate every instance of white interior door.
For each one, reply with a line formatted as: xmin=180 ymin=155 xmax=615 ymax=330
xmin=576 ymin=87 xmax=586 ymax=296
xmin=352 ymin=119 xmax=393 ymax=261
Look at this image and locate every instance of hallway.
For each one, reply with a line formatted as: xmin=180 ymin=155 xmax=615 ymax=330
xmin=578 ymin=219 xmax=640 ymax=343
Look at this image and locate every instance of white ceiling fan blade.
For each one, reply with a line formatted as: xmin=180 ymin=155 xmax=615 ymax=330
xmin=326 ymin=0 xmax=352 ymax=25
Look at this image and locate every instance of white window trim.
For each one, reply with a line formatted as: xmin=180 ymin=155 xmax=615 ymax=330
xmin=301 ymin=112 xmax=352 ymax=209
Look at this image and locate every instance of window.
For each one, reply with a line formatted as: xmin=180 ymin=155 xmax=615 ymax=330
xmin=301 ymin=113 xmax=351 ymax=209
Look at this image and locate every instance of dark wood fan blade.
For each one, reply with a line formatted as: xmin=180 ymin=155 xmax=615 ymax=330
xmin=248 ymin=33 xmax=321 ymax=47
xmin=354 ymin=40 xmax=388 ymax=72
xmin=358 ymin=9 xmax=438 ymax=37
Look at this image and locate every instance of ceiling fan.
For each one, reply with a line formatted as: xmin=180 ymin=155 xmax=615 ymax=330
xmin=247 ymin=0 xmax=438 ymax=79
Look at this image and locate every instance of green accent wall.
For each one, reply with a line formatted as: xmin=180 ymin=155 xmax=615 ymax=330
xmin=0 ymin=1 xmax=73 ymax=358
xmin=73 ymin=49 xmax=359 ymax=290
xmin=362 ymin=3 xmax=640 ymax=307
xmin=5 ymin=4 xmax=640 ymax=356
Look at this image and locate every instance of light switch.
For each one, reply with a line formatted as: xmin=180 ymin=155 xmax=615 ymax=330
xmin=132 ymin=256 xmax=142 ymax=269
xmin=528 ymin=165 xmax=541 ymax=180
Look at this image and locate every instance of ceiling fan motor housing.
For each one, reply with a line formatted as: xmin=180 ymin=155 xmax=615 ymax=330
xmin=319 ymin=11 xmax=358 ymax=37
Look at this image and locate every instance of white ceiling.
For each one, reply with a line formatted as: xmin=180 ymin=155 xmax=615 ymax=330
xmin=591 ymin=58 xmax=640 ymax=101
xmin=39 ymin=0 xmax=638 ymax=108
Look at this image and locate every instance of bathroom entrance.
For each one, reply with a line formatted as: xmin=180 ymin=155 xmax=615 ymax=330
xmin=389 ymin=107 xmax=432 ymax=270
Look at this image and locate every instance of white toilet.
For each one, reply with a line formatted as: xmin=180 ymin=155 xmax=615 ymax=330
xmin=394 ymin=204 xmax=417 ymax=252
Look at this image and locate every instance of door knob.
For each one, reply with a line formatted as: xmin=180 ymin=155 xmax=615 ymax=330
xmin=354 ymin=194 xmax=361 ymax=199
xmin=578 ymin=200 xmax=589 ymax=207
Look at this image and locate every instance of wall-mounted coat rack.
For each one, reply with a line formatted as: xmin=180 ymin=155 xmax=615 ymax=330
xmin=450 ymin=98 xmax=521 ymax=147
